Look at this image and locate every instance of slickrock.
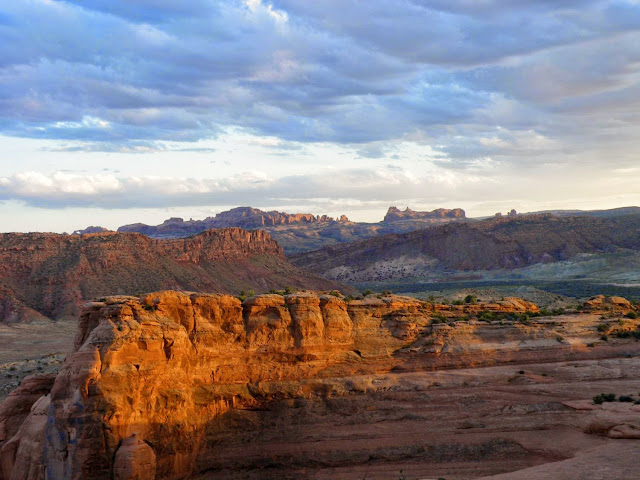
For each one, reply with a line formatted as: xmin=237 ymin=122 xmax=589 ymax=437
xmin=1 ymin=292 xmax=640 ymax=479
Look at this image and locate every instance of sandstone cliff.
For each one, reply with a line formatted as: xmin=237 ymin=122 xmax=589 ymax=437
xmin=0 ymin=229 xmax=349 ymax=322
xmin=2 ymin=291 xmax=638 ymax=479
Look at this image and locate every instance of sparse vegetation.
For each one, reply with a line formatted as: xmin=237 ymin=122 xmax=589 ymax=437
xmin=237 ymin=289 xmax=255 ymax=301
xmin=625 ymin=311 xmax=638 ymax=319
xmin=593 ymin=393 xmax=616 ymax=404
xmin=619 ymin=395 xmax=634 ymax=402
xmin=464 ymin=294 xmax=477 ymax=304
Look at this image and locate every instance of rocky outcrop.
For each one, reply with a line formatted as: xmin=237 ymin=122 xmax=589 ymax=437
xmin=0 ymin=229 xmax=350 ymax=322
xmin=0 ymin=374 xmax=56 ymax=450
xmin=0 ymin=291 xmax=431 ymax=479
xmin=383 ymin=206 xmax=466 ymax=222
xmin=582 ymin=295 xmax=634 ymax=313
xmin=3 ymin=291 xmax=639 ymax=479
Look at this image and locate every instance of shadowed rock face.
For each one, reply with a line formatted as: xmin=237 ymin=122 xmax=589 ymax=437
xmin=1 ymin=292 xmax=639 ymax=480
xmin=0 ymin=229 xmax=351 ymax=323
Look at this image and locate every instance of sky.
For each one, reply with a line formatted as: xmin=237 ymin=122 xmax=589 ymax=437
xmin=1 ymin=0 xmax=640 ymax=232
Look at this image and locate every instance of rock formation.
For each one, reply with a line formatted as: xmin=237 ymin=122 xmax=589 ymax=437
xmin=2 ymin=291 xmax=638 ymax=479
xmin=117 ymin=207 xmax=347 ymax=236
xmin=383 ymin=206 xmax=466 ymax=222
xmin=0 ymin=229 xmax=350 ymax=322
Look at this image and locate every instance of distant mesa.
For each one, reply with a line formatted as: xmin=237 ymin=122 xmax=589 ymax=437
xmin=383 ymin=206 xmax=466 ymax=223
xmin=72 ymin=226 xmax=112 ymax=235
xmin=118 ymin=207 xmax=350 ymax=237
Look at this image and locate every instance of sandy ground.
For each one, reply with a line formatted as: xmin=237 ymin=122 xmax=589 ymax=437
xmin=0 ymin=320 xmax=75 ymax=400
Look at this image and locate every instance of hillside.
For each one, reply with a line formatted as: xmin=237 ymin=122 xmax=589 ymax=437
xmin=290 ymin=214 xmax=640 ymax=289
xmin=0 ymin=229 xmax=350 ymax=322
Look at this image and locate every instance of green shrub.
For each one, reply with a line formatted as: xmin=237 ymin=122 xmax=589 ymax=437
xmin=625 ymin=311 xmax=639 ymax=319
xmin=452 ymin=300 xmax=464 ymax=306
xmin=601 ymin=334 xmax=608 ymax=341
xmin=616 ymin=331 xmax=632 ymax=339
xmin=597 ymin=323 xmax=609 ymax=332
xmin=593 ymin=393 xmax=616 ymax=404
xmin=619 ymin=395 xmax=634 ymax=402
xmin=464 ymin=294 xmax=477 ymax=304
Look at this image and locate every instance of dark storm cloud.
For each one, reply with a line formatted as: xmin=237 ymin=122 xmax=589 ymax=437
xmin=0 ymin=0 xmax=639 ymax=161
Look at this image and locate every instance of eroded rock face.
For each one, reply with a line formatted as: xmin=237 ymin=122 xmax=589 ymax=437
xmin=1 ymin=291 xmax=638 ymax=480
xmin=0 ymin=229 xmax=351 ymax=322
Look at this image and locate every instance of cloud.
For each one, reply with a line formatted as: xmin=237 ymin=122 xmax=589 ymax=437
xmin=0 ymin=166 xmax=484 ymax=210
xmin=0 ymin=0 xmax=638 ymax=185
